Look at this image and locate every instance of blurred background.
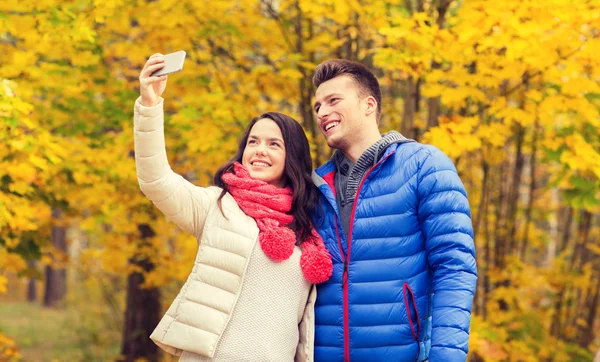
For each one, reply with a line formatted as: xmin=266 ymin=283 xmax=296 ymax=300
xmin=1 ymin=0 xmax=599 ymax=361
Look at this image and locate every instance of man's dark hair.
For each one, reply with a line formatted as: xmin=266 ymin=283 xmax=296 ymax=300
xmin=312 ymin=59 xmax=382 ymax=121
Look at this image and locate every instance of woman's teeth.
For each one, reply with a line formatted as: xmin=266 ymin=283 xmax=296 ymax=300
xmin=252 ymin=161 xmax=270 ymax=167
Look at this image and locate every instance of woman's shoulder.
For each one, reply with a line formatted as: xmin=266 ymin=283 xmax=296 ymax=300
xmin=204 ymin=185 xmax=224 ymax=196
xmin=202 ymin=186 xmax=239 ymax=213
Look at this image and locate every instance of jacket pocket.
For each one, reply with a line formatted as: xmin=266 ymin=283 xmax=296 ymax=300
xmin=403 ymin=282 xmax=422 ymax=359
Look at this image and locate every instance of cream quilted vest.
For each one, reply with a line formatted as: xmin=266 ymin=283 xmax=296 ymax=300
xmin=134 ymin=98 xmax=315 ymax=361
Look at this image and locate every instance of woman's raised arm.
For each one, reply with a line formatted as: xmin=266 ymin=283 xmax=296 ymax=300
xmin=133 ymin=55 xmax=219 ymax=238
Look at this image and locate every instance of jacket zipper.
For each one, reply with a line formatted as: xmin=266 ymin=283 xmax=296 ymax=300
xmin=339 ymin=151 xmax=396 ymax=362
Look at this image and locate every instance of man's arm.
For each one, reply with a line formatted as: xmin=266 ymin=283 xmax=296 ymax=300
xmin=416 ymin=145 xmax=478 ymax=362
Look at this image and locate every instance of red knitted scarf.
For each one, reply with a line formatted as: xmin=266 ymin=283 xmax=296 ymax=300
xmin=221 ymin=163 xmax=332 ymax=284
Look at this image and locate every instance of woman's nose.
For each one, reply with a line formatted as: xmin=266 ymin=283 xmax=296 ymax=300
xmin=255 ymin=146 xmax=267 ymax=156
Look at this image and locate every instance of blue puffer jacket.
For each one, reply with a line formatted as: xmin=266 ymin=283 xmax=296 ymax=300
xmin=312 ymin=142 xmax=477 ymax=362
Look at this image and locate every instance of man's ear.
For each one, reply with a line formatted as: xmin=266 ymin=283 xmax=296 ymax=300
xmin=365 ymin=96 xmax=377 ymax=117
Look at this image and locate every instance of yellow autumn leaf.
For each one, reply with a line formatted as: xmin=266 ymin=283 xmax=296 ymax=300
xmin=279 ymin=68 xmax=304 ymax=81
xmin=8 ymin=181 xmax=32 ymax=195
xmin=3 ymin=253 xmax=27 ymax=272
xmin=9 ymin=162 xmax=37 ymax=181
xmin=29 ymin=154 xmax=49 ymax=171
xmin=585 ymin=243 xmax=600 ymax=255
xmin=0 ymin=275 xmax=7 ymax=293
xmin=71 ymin=50 xmax=101 ymax=67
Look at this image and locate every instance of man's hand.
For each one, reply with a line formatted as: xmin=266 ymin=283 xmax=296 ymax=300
xmin=139 ymin=53 xmax=167 ymax=107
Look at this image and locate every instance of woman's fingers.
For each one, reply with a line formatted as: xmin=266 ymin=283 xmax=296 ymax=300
xmin=149 ymin=53 xmax=164 ymax=59
xmin=141 ymin=62 xmax=165 ymax=78
xmin=141 ymin=55 xmax=164 ymax=77
xmin=145 ymin=56 xmax=164 ymax=68
xmin=140 ymin=75 xmax=167 ymax=86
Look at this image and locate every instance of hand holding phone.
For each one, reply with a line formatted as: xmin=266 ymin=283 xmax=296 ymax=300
xmin=139 ymin=51 xmax=186 ymax=107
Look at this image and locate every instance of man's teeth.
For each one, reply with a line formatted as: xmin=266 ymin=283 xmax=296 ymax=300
xmin=252 ymin=161 xmax=270 ymax=167
xmin=325 ymin=122 xmax=340 ymax=131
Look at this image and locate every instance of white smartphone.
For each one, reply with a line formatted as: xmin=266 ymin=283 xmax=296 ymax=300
xmin=151 ymin=50 xmax=186 ymax=77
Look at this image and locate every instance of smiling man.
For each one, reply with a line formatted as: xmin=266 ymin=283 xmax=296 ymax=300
xmin=310 ymin=59 xmax=478 ymax=362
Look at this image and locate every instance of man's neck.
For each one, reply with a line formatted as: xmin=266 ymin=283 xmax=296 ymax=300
xmin=342 ymin=131 xmax=382 ymax=164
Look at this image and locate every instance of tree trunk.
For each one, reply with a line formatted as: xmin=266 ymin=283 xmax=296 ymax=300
xmin=585 ymin=227 xmax=600 ymax=347
xmin=565 ymin=210 xmax=592 ymax=342
xmin=413 ymin=79 xmax=422 ymax=140
xmin=294 ymin=10 xmax=324 ymax=166
xmin=545 ymin=187 xmax=560 ymax=266
xmin=569 ymin=210 xmax=592 ymax=271
xmin=483 ymin=160 xmax=493 ymax=320
xmin=352 ymin=13 xmax=360 ymax=60
xmin=402 ymin=76 xmax=416 ymax=138
xmin=507 ymin=123 xmax=525 ymax=254
xmin=520 ymin=118 xmax=538 ymax=259
xmin=121 ymin=224 xmax=161 ymax=362
xmin=27 ymin=260 xmax=37 ymax=303
xmin=426 ymin=96 xmax=439 ymax=129
xmin=426 ymin=0 xmax=452 ymax=130
xmin=554 ymin=210 xmax=592 ymax=341
xmin=28 ymin=278 xmax=37 ymax=302
xmin=482 ymin=162 xmax=493 ymax=320
xmin=403 ymin=76 xmax=421 ymax=140
xmin=473 ymin=158 xmax=488 ymax=318
xmin=551 ymin=288 xmax=566 ymax=337
xmin=559 ymin=207 xmax=574 ymax=253
xmin=493 ymin=158 xmax=510 ymax=311
xmin=44 ymin=208 xmax=67 ymax=307
xmin=580 ymin=278 xmax=599 ymax=347
xmin=493 ymin=160 xmax=507 ymax=268
xmin=550 ymin=207 xmax=575 ymax=337
xmin=473 ymin=160 xmax=489 ymax=238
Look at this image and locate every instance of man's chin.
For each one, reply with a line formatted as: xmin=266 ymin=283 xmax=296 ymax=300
xmin=326 ymin=136 xmax=345 ymax=150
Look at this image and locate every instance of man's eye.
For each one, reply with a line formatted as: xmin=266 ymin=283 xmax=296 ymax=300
xmin=331 ymin=98 xmax=339 ymax=103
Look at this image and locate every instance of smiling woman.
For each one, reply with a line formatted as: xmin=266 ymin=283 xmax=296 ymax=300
xmin=213 ymin=111 xmax=320 ymax=242
xmin=241 ymin=118 xmax=287 ymax=188
xmin=134 ymin=54 xmax=332 ymax=362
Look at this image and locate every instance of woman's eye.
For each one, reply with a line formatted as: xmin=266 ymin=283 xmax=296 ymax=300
xmin=248 ymin=140 xmax=256 ymax=145
xmin=271 ymin=142 xmax=281 ymax=148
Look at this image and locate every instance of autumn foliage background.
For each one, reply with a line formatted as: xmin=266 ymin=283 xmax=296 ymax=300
xmin=1 ymin=0 xmax=600 ymax=361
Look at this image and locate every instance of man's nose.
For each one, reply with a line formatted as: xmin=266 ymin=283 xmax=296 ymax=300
xmin=317 ymin=106 xmax=329 ymax=121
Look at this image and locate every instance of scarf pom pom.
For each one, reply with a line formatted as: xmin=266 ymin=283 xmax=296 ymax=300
xmin=300 ymin=242 xmax=333 ymax=284
xmin=259 ymin=227 xmax=295 ymax=261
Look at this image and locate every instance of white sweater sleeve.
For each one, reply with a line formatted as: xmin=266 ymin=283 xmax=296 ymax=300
xmin=133 ymin=97 xmax=217 ymax=238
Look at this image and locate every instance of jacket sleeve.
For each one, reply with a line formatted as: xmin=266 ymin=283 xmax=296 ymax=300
xmin=295 ymin=285 xmax=316 ymax=362
xmin=133 ymin=97 xmax=217 ymax=238
xmin=416 ymin=145 xmax=478 ymax=362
